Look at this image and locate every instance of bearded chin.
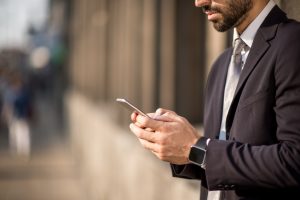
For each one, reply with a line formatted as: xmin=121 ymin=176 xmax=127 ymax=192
xmin=211 ymin=0 xmax=252 ymax=33
xmin=212 ymin=12 xmax=247 ymax=32
xmin=212 ymin=20 xmax=233 ymax=32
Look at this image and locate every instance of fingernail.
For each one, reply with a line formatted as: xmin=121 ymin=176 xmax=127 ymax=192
xmin=153 ymin=110 xmax=162 ymax=120
xmin=155 ymin=108 xmax=163 ymax=115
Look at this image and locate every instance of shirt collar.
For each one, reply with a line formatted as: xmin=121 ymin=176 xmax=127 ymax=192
xmin=233 ymin=0 xmax=276 ymax=48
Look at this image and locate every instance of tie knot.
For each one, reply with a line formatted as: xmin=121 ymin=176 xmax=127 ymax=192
xmin=232 ymin=38 xmax=248 ymax=65
xmin=233 ymin=38 xmax=246 ymax=56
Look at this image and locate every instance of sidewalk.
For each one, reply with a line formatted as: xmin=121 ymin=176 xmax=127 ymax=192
xmin=0 ymin=94 xmax=86 ymax=200
xmin=0 ymin=145 xmax=85 ymax=200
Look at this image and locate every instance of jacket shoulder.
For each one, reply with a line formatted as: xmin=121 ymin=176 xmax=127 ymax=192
xmin=277 ymin=19 xmax=300 ymax=41
xmin=207 ymin=48 xmax=232 ymax=82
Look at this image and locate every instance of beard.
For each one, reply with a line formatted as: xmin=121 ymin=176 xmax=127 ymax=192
xmin=203 ymin=0 xmax=253 ymax=32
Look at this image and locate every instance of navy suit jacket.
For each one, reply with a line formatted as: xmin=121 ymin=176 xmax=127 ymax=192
xmin=172 ymin=6 xmax=300 ymax=200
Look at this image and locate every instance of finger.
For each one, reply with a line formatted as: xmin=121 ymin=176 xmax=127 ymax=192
xmin=133 ymin=113 xmax=155 ymax=130
xmin=135 ymin=121 xmax=145 ymax=128
xmin=154 ymin=108 xmax=170 ymax=118
xmin=131 ymin=111 xmax=138 ymax=122
xmin=129 ymin=123 xmax=159 ymax=143
xmin=134 ymin=121 xmax=155 ymax=132
xmin=146 ymin=108 xmax=173 ymax=119
xmin=145 ymin=127 xmax=155 ymax=132
xmin=154 ymin=108 xmax=166 ymax=117
xmin=153 ymin=110 xmax=180 ymax=122
xmin=147 ymin=112 xmax=157 ymax=119
xmin=138 ymin=138 xmax=160 ymax=153
xmin=135 ymin=114 xmax=163 ymax=130
xmin=153 ymin=113 xmax=174 ymax=122
xmin=146 ymin=108 xmax=176 ymax=119
xmin=156 ymin=108 xmax=175 ymax=115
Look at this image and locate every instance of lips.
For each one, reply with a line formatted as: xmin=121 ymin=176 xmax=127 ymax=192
xmin=205 ymin=10 xmax=217 ymax=16
xmin=202 ymin=5 xmax=222 ymax=21
xmin=205 ymin=10 xmax=219 ymax=21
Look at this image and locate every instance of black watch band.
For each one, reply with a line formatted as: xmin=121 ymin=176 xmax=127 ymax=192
xmin=188 ymin=137 xmax=209 ymax=168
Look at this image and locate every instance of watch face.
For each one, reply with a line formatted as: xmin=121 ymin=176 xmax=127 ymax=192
xmin=189 ymin=146 xmax=206 ymax=165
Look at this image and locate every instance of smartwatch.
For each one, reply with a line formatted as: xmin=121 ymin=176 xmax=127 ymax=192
xmin=188 ymin=137 xmax=209 ymax=168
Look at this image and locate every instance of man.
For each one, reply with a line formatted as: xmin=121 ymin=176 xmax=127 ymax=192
xmin=129 ymin=0 xmax=300 ymax=199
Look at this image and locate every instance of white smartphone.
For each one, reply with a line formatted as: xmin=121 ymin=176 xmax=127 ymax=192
xmin=116 ymin=98 xmax=149 ymax=118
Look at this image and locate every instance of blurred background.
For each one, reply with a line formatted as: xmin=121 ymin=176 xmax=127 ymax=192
xmin=0 ymin=0 xmax=299 ymax=200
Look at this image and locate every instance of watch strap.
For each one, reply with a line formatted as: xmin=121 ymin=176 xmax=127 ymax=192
xmin=194 ymin=137 xmax=209 ymax=150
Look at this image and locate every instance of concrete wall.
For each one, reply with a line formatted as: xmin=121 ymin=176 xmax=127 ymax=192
xmin=280 ymin=0 xmax=300 ymax=21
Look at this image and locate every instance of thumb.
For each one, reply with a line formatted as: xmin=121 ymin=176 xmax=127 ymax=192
xmin=153 ymin=109 xmax=178 ymax=122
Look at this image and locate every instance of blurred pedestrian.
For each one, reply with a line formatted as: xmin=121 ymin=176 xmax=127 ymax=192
xmin=2 ymin=70 xmax=32 ymax=157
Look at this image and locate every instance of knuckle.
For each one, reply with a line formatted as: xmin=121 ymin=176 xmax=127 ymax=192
xmin=157 ymin=154 xmax=163 ymax=160
xmin=137 ymin=115 xmax=148 ymax=126
xmin=178 ymin=116 xmax=185 ymax=122
xmin=157 ymin=146 xmax=164 ymax=154
xmin=159 ymin=135 xmax=168 ymax=145
xmin=135 ymin=128 xmax=141 ymax=135
xmin=161 ymin=124 xmax=171 ymax=132
xmin=139 ymin=138 xmax=145 ymax=145
xmin=136 ymin=129 xmax=145 ymax=138
xmin=140 ymin=140 xmax=150 ymax=150
xmin=168 ymin=110 xmax=177 ymax=115
xmin=156 ymin=108 xmax=164 ymax=114
xmin=157 ymin=153 xmax=166 ymax=161
xmin=159 ymin=145 xmax=168 ymax=155
xmin=164 ymin=112 xmax=172 ymax=117
xmin=178 ymin=116 xmax=188 ymax=124
xmin=140 ymin=119 xmax=147 ymax=127
xmin=144 ymin=144 xmax=151 ymax=150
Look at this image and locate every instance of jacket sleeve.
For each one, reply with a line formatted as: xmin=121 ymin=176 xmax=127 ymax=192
xmin=170 ymin=164 xmax=204 ymax=180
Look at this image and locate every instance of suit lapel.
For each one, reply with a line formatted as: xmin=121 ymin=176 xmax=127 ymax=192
xmin=235 ymin=32 xmax=270 ymax=96
xmin=235 ymin=6 xmax=286 ymax=96
xmin=225 ymin=33 xmax=270 ymax=132
xmin=225 ymin=6 xmax=287 ymax=133
xmin=206 ymin=49 xmax=232 ymax=139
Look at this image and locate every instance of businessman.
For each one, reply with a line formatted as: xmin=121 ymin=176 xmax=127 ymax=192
xmin=129 ymin=0 xmax=300 ymax=199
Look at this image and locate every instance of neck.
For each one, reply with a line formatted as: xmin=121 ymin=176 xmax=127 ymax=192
xmin=236 ymin=0 xmax=269 ymax=34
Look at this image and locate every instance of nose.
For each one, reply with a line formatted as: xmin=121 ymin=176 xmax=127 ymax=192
xmin=195 ymin=0 xmax=211 ymax=7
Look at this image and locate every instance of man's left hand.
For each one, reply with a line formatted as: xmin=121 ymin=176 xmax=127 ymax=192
xmin=129 ymin=108 xmax=200 ymax=165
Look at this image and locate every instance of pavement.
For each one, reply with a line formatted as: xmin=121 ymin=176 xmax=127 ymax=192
xmin=0 ymin=94 xmax=86 ymax=200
